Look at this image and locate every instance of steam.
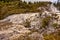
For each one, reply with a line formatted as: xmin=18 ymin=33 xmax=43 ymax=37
xmin=50 ymin=3 xmax=59 ymax=13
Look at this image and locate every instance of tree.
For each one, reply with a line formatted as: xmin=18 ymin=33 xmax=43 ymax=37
xmin=23 ymin=1 xmax=27 ymax=4
xmin=0 ymin=0 xmax=21 ymax=2
xmin=28 ymin=1 xmax=32 ymax=4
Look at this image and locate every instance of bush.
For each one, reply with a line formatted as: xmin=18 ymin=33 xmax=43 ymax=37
xmin=44 ymin=32 xmax=60 ymax=40
xmin=52 ymin=23 xmax=58 ymax=28
xmin=41 ymin=16 xmax=51 ymax=28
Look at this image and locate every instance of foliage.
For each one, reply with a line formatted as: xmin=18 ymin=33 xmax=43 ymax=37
xmin=0 ymin=0 xmax=52 ymax=20
xmin=52 ymin=23 xmax=58 ymax=28
xmin=44 ymin=31 xmax=60 ymax=40
xmin=41 ymin=16 xmax=51 ymax=28
xmin=24 ymin=19 xmax=30 ymax=28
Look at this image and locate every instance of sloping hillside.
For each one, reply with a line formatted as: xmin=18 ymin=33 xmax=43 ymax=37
xmin=0 ymin=0 xmax=60 ymax=40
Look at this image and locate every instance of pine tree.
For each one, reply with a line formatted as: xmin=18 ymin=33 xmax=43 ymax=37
xmin=28 ymin=1 xmax=32 ymax=4
xmin=57 ymin=0 xmax=60 ymax=4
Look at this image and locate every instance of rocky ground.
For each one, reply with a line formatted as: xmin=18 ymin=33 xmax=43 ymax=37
xmin=0 ymin=12 xmax=60 ymax=40
xmin=0 ymin=4 xmax=60 ymax=40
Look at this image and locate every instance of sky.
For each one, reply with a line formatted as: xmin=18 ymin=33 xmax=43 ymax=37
xmin=22 ymin=0 xmax=58 ymax=3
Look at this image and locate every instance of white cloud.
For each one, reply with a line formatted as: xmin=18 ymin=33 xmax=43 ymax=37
xmin=22 ymin=0 xmax=52 ymax=2
xmin=22 ymin=0 xmax=57 ymax=3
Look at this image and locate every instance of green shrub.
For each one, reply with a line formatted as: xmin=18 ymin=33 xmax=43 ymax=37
xmin=52 ymin=23 xmax=58 ymax=28
xmin=41 ymin=16 xmax=51 ymax=28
